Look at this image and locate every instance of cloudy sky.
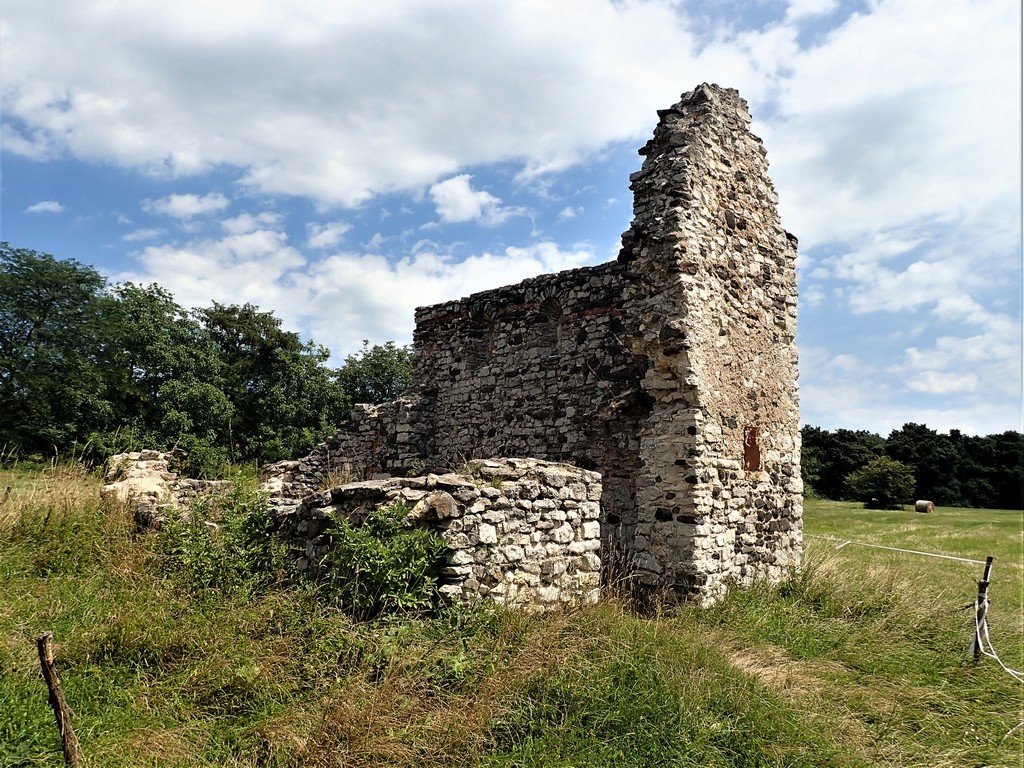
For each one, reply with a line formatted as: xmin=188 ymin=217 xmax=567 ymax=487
xmin=1 ymin=0 xmax=1020 ymax=436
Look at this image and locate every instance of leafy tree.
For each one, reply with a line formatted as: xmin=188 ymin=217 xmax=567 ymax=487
xmin=844 ymin=457 xmax=916 ymax=509
xmin=0 ymin=243 xmax=110 ymax=452
xmin=0 ymin=246 xmax=352 ymax=471
xmin=800 ymin=426 xmax=885 ymax=499
xmin=803 ymin=422 xmax=1022 ymax=509
xmin=336 ymin=340 xmax=413 ymax=406
xmin=91 ymin=283 xmax=232 ymax=463
xmin=197 ymin=302 xmax=348 ymax=464
xmin=986 ymin=431 xmax=1024 ymax=510
xmin=887 ymin=423 xmax=966 ymax=506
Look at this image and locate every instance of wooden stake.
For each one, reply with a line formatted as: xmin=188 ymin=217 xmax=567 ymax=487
xmin=972 ymin=556 xmax=994 ymax=664
xmin=36 ymin=631 xmax=82 ymax=767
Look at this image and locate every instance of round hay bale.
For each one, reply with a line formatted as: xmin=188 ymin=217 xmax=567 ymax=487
xmin=915 ymin=499 xmax=934 ymax=514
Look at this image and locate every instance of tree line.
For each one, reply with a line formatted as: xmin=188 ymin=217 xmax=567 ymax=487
xmin=3 ymin=243 xmax=1021 ymax=507
xmin=0 ymin=243 xmax=411 ymax=475
xmin=802 ymin=425 xmax=1023 ymax=510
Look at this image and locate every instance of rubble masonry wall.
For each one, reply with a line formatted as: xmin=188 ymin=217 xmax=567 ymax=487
xmin=264 ymin=84 xmax=802 ymax=602
xmin=277 ymin=459 xmax=603 ymax=607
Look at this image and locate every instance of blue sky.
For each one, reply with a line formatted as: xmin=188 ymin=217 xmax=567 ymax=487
xmin=1 ymin=0 xmax=1020 ymax=436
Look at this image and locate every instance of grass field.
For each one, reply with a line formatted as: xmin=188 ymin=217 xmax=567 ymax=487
xmin=1 ymin=466 xmax=1021 ymax=767
xmin=804 ymin=498 xmax=1023 ymax=650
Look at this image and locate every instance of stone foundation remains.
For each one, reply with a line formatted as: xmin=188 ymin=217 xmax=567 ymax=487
xmin=106 ymin=450 xmax=602 ymax=608
xmin=278 ymin=458 xmax=602 ymax=607
xmin=271 ymin=82 xmax=803 ymax=603
xmin=100 ymin=450 xmax=231 ymax=531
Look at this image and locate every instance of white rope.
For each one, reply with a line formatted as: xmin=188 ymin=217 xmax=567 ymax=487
xmin=806 ymin=534 xmax=1023 ymax=689
xmin=974 ymin=596 xmax=1024 ymax=684
xmin=805 ymin=533 xmax=989 ymax=565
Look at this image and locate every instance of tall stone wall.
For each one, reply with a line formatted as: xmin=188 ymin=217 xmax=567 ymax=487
xmin=622 ymin=84 xmax=802 ymax=601
xmin=269 ymin=84 xmax=802 ymax=602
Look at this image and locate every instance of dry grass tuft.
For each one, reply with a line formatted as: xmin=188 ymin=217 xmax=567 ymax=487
xmin=0 ymin=460 xmax=101 ymax=531
xmin=299 ymin=608 xmax=600 ymax=768
xmin=727 ymin=645 xmax=830 ymax=693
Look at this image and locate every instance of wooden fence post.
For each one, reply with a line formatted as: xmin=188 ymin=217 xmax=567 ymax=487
xmin=972 ymin=556 xmax=994 ymax=664
xmin=36 ymin=631 xmax=82 ymax=766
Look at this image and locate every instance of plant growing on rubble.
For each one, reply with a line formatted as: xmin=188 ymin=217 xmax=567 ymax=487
xmin=157 ymin=482 xmax=286 ymax=594
xmin=317 ymin=502 xmax=446 ymax=621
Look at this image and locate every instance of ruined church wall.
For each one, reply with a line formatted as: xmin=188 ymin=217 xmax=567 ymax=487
xmin=623 ymin=85 xmax=802 ymax=600
xmin=262 ymin=84 xmax=803 ymax=604
xmin=409 ymin=261 xmax=650 ymax=553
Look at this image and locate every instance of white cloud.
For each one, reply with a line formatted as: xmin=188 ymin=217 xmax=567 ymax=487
xmin=295 ymin=241 xmax=597 ymax=353
xmin=557 ymin=206 xmax=582 ymax=221
xmin=830 ymin=354 xmax=859 ymax=371
xmin=803 ymin=392 xmax=1017 ymax=436
xmin=3 ymin=0 xmax=1016 ymax=236
xmin=763 ymin=0 xmax=1020 ymax=251
xmin=222 ymin=211 xmax=281 ymax=235
xmin=25 ymin=200 xmax=64 ymax=214
xmin=896 ymin=321 xmax=1019 ymax=396
xmin=122 ymin=227 xmax=163 ymax=242
xmin=120 ymin=230 xmax=305 ymax=317
xmin=904 ymin=370 xmax=978 ymax=395
xmin=306 ymin=221 xmax=352 ymax=249
xmin=428 ymin=174 xmax=521 ymax=226
xmin=144 ymin=192 xmax=229 ymax=218
xmin=798 ymin=343 xmax=1018 ymax=435
xmin=785 ymin=0 xmax=839 ymax=21
xmin=802 ymin=285 xmax=825 ymax=307
xmin=0 ymin=0 xmax=724 ymax=207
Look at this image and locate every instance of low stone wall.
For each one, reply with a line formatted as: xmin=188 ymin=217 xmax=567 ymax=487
xmin=276 ymin=458 xmax=602 ymax=607
xmin=100 ymin=450 xmax=231 ymax=530
xmin=258 ymin=399 xmax=417 ymax=516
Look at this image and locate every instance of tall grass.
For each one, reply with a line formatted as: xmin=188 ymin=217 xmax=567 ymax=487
xmin=0 ymin=468 xmax=1020 ymax=767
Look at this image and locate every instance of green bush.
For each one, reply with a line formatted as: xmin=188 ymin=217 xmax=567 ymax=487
xmin=844 ymin=456 xmax=916 ymax=509
xmin=157 ymin=487 xmax=444 ymax=620
xmin=157 ymin=482 xmax=286 ymax=594
xmin=316 ymin=503 xmax=446 ymax=621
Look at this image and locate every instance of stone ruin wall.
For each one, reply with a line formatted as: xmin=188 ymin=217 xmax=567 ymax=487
xmin=410 ymin=261 xmax=650 ymax=553
xmin=105 ymin=451 xmax=601 ymax=608
xmin=263 ymin=83 xmax=802 ymax=603
xmin=623 ymin=84 xmax=802 ymax=600
xmin=263 ymin=263 xmax=649 ymax=555
xmin=280 ymin=458 xmax=602 ymax=607
xmin=100 ymin=450 xmax=233 ymax=529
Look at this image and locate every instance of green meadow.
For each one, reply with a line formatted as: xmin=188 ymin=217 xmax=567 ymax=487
xmin=804 ymin=498 xmax=1023 ymax=646
xmin=1 ymin=467 xmax=1021 ymax=767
